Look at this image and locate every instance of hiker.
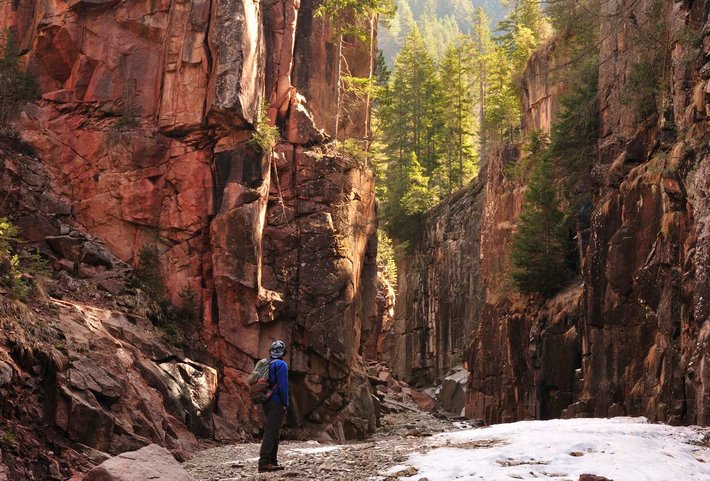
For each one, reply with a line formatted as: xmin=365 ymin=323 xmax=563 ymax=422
xmin=258 ymin=340 xmax=289 ymax=473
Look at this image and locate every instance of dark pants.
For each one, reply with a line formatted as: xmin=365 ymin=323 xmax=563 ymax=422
xmin=259 ymin=401 xmax=285 ymax=466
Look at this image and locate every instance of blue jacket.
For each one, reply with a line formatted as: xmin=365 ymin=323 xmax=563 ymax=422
xmin=268 ymin=358 xmax=289 ymax=407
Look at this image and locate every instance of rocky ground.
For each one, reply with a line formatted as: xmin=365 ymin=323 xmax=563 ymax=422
xmin=186 ymin=396 xmax=476 ymax=481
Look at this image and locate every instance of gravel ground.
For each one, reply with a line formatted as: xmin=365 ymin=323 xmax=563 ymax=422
xmin=185 ymin=401 xmax=477 ymax=481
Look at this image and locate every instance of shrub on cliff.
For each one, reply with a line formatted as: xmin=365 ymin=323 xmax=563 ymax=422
xmin=509 ymin=158 xmax=573 ymax=297
xmin=0 ymin=30 xmax=39 ymax=129
xmin=132 ymin=245 xmax=200 ymax=346
xmin=248 ymin=101 xmax=279 ymax=154
xmin=0 ymin=218 xmax=48 ymax=299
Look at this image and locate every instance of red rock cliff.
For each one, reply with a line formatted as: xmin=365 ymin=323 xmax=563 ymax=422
xmin=1 ymin=0 xmax=380 ymax=442
xmin=395 ymin=0 xmax=710 ymax=427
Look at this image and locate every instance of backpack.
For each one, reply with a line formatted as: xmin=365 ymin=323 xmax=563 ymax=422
xmin=248 ymin=358 xmax=275 ymax=404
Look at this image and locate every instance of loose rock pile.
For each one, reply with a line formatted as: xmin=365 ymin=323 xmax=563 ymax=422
xmin=367 ymin=362 xmax=437 ymax=415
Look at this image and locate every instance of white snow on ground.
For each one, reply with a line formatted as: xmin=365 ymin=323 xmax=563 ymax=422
xmin=289 ymin=445 xmax=343 ymax=454
xmin=386 ymin=417 xmax=710 ymax=481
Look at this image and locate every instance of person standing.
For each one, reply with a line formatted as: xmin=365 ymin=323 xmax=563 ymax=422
xmin=258 ymin=340 xmax=289 ymax=473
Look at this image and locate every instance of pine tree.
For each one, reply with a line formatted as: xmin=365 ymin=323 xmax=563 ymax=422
xmin=471 ymin=8 xmax=494 ymax=165
xmin=438 ymin=37 xmax=478 ymax=191
xmin=0 ymin=30 xmax=39 ymax=128
xmin=496 ymin=0 xmax=550 ymax=72
xmin=509 ymin=156 xmax=573 ymax=297
xmin=420 ymin=14 xmax=462 ymax=61
xmin=376 ymin=26 xmax=444 ymax=242
xmin=379 ymin=27 xmax=442 ymax=171
xmin=402 ymin=152 xmax=438 ymax=214
xmin=484 ymin=46 xmax=520 ymax=140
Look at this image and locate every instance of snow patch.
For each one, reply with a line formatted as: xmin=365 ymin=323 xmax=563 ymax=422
xmin=394 ymin=417 xmax=710 ymax=480
xmin=289 ymin=445 xmax=343 ymax=455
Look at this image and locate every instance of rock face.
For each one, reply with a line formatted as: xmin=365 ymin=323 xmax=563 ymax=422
xmin=395 ymin=0 xmax=710 ymax=427
xmin=2 ymin=0 xmax=380 ymax=448
xmin=82 ymin=444 xmax=194 ymax=481
xmin=572 ymin=0 xmax=709 ymax=425
xmin=393 ymin=182 xmax=485 ymax=385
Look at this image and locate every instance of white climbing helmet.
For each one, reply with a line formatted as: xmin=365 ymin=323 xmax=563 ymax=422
xmin=270 ymin=340 xmax=286 ymax=358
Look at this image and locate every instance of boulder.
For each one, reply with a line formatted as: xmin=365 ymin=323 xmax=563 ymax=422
xmin=579 ymin=476 xmax=613 ymax=481
xmin=82 ymin=444 xmax=194 ymax=481
xmin=438 ymin=369 xmax=468 ymax=416
xmin=410 ymin=390 xmax=435 ymax=413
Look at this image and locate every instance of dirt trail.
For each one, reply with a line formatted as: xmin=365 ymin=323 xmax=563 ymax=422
xmin=185 ymin=400 xmax=478 ymax=481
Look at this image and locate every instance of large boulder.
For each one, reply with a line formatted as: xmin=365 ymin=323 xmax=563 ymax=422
xmin=438 ymin=369 xmax=468 ymax=416
xmin=82 ymin=444 xmax=194 ymax=481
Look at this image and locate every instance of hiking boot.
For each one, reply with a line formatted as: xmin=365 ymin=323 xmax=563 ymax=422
xmin=258 ymin=464 xmax=285 ymax=472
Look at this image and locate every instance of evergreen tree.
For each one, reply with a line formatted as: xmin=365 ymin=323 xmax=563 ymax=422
xmin=547 ymin=56 xmax=599 ymax=206
xmin=391 ymin=0 xmax=417 ymax=45
xmin=402 ymin=152 xmax=438 ymax=214
xmin=483 ymin=46 xmax=520 ymax=139
xmin=420 ymin=14 xmax=462 ymax=61
xmin=376 ymin=27 xmax=444 ymax=241
xmin=471 ymin=8 xmax=494 ymax=163
xmin=497 ymin=0 xmax=549 ymax=71
xmin=379 ymin=27 xmax=442 ymax=171
xmin=0 ymin=30 xmax=39 ymax=128
xmin=509 ymin=156 xmax=573 ymax=297
xmin=437 ymin=37 xmax=478 ymax=191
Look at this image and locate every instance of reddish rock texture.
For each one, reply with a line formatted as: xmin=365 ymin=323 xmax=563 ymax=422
xmin=392 ymin=181 xmax=486 ymax=385
xmin=573 ymin=0 xmax=709 ymax=425
xmin=2 ymin=0 xmax=380 ymax=450
xmin=396 ymin=0 xmax=710 ymax=428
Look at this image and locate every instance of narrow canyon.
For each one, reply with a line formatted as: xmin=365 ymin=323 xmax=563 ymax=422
xmin=0 ymin=0 xmax=709 ymax=479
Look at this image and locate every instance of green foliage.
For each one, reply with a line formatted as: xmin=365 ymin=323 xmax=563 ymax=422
xmin=316 ymin=0 xmax=396 ymax=39
xmin=547 ymin=55 xmax=599 ymax=207
xmin=496 ymin=0 xmax=550 ymax=71
xmin=248 ymin=101 xmax=279 ymax=154
xmin=132 ymin=245 xmax=201 ymax=346
xmin=674 ymin=25 xmax=702 ymax=66
xmin=401 ymin=153 xmax=438 ymax=213
xmin=437 ymin=37 xmax=479 ymax=192
xmin=377 ymin=229 xmax=398 ymax=286
xmin=378 ymin=0 xmax=510 ymax=66
xmin=546 ymin=0 xmax=598 ymax=42
xmin=619 ymin=0 xmax=670 ymax=122
xmin=337 ymin=138 xmax=370 ymax=167
xmin=134 ymin=245 xmax=166 ymax=299
xmin=0 ymin=218 xmax=48 ymax=299
xmin=506 ymin=129 xmax=548 ymax=179
xmin=375 ymin=27 xmax=444 ymax=242
xmin=509 ymin=157 xmax=573 ymax=297
xmin=1 ymin=428 xmax=16 ymax=445
xmin=0 ymin=30 xmax=39 ymax=129
xmin=483 ymin=46 xmax=521 ymax=139
xmin=622 ymin=59 xmax=663 ymax=121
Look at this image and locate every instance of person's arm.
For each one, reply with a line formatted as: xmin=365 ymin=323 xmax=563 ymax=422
xmin=276 ymin=361 xmax=289 ymax=408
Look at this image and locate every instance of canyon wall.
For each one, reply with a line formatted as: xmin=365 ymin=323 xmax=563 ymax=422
xmin=395 ymin=0 xmax=710 ymax=426
xmin=1 ymin=0 xmax=380 ymax=451
xmin=392 ymin=180 xmax=485 ymax=385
